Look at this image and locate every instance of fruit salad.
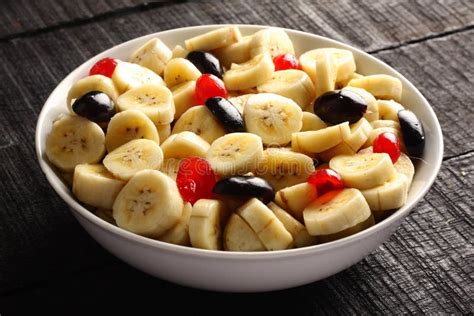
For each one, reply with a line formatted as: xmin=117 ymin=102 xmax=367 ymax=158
xmin=45 ymin=26 xmax=425 ymax=251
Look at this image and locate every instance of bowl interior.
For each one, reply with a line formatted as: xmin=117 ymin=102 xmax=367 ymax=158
xmin=35 ymin=24 xmax=443 ymax=257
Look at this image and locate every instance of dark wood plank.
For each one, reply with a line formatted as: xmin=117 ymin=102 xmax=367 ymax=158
xmin=1 ymin=153 xmax=472 ymax=314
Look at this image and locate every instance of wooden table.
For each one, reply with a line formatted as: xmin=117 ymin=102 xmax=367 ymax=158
xmin=1 ymin=0 xmax=472 ymax=313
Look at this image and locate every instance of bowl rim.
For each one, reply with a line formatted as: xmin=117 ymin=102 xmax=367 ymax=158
xmin=35 ymin=24 xmax=444 ymax=259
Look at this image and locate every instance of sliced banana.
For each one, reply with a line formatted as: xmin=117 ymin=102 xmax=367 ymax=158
xmin=212 ymin=35 xmax=252 ymax=69
xmin=116 ymin=83 xmax=175 ymax=125
xmin=303 ymin=188 xmax=371 ymax=236
xmin=244 ymin=93 xmax=302 ymax=145
xmin=318 ymin=214 xmax=374 ymax=243
xmin=172 ymin=105 xmax=226 ymax=144
xmin=338 ymin=72 xmax=364 ymax=88
xmin=268 ymin=202 xmax=317 ymax=248
xmin=185 ymin=26 xmax=242 ymax=51
xmin=223 ymin=213 xmax=265 ymax=251
xmin=130 ymin=38 xmax=172 ymax=75
xmin=46 ymin=115 xmax=105 ymax=171
xmin=314 ymin=51 xmax=338 ymax=97
xmin=228 ymin=93 xmax=254 ymax=114
xmin=159 ymin=202 xmax=192 ymax=246
xmin=371 ymin=119 xmax=401 ymax=129
xmin=163 ymin=58 xmax=201 ymax=88
xmin=112 ymin=62 xmax=165 ymax=93
xmin=257 ymin=69 xmax=316 ymax=109
xmin=274 ymin=182 xmax=317 ymax=222
xmin=73 ymin=164 xmax=125 ymax=209
xmin=249 ymin=28 xmax=294 ymax=58
xmin=291 ymin=122 xmax=350 ymax=154
xmin=155 ymin=123 xmax=171 ymax=143
xmin=160 ymin=158 xmax=181 ymax=181
xmin=103 ymin=139 xmax=164 ymax=181
xmin=67 ymin=74 xmax=119 ymax=112
xmin=342 ymin=86 xmax=379 ymax=122
xmin=160 ymin=131 xmax=210 ymax=159
xmin=300 ymin=48 xmax=356 ymax=85
xmin=377 ymin=99 xmax=405 ymax=121
xmin=171 ymin=45 xmax=189 ymax=59
xmin=223 ymin=53 xmax=275 ymax=91
xmin=361 ymin=173 xmax=408 ymax=212
xmin=171 ymin=80 xmax=196 ymax=119
xmin=237 ymin=198 xmax=293 ymax=250
xmin=206 ymin=133 xmax=263 ymax=176
xmin=188 ymin=199 xmax=229 ymax=250
xmin=255 ymin=148 xmax=315 ymax=191
xmin=113 ymin=169 xmax=183 ymax=237
xmin=348 ymin=74 xmax=402 ymax=102
xmin=105 ymin=109 xmax=160 ymax=152
xmin=329 ymin=153 xmax=396 ymax=189
xmin=301 ymin=112 xmax=328 ymax=131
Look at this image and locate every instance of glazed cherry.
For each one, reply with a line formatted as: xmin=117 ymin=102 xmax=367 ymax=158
xmin=373 ymin=132 xmax=401 ymax=163
xmin=176 ymin=157 xmax=217 ymax=205
xmin=89 ymin=57 xmax=118 ymax=78
xmin=308 ymin=168 xmax=344 ymax=197
xmin=273 ymin=53 xmax=301 ymax=71
xmin=195 ymin=74 xmax=228 ymax=105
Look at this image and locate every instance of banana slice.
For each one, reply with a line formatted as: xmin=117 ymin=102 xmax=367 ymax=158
xmin=172 ymin=105 xmax=226 ymax=144
xmin=274 ymin=182 xmax=317 ymax=222
xmin=342 ymin=86 xmax=379 ymax=122
xmin=112 ymin=62 xmax=165 ymax=93
xmin=103 ymin=139 xmax=164 ymax=181
xmin=348 ymin=74 xmax=402 ymax=102
xmin=163 ymin=58 xmax=201 ymax=88
xmin=371 ymin=119 xmax=401 ymax=129
xmin=113 ymin=169 xmax=183 ymax=237
xmin=46 ymin=115 xmax=105 ymax=171
xmin=130 ymin=38 xmax=172 ymax=75
xmin=329 ymin=153 xmax=396 ymax=189
xmin=303 ymin=188 xmax=371 ymax=236
xmin=212 ymin=35 xmax=252 ymax=69
xmin=155 ymin=123 xmax=171 ymax=143
xmin=206 ymin=133 xmax=263 ymax=176
xmin=67 ymin=74 xmax=119 ymax=112
xmin=338 ymin=72 xmax=364 ymax=88
xmin=318 ymin=214 xmax=374 ymax=243
xmin=301 ymin=112 xmax=328 ymax=131
xmin=228 ymin=93 xmax=254 ymax=114
xmin=255 ymin=148 xmax=315 ymax=191
xmin=159 ymin=202 xmax=192 ymax=246
xmin=171 ymin=80 xmax=196 ymax=119
xmin=257 ymin=69 xmax=316 ymax=109
xmin=249 ymin=28 xmax=294 ymax=58
xmin=223 ymin=53 xmax=275 ymax=91
xmin=171 ymin=45 xmax=188 ymax=59
xmin=116 ymin=83 xmax=175 ymax=125
xmin=188 ymin=199 xmax=229 ymax=250
xmin=160 ymin=158 xmax=181 ymax=181
xmin=244 ymin=93 xmax=302 ymax=145
xmin=237 ymin=198 xmax=293 ymax=250
xmin=185 ymin=26 xmax=242 ymax=51
xmin=73 ymin=164 xmax=125 ymax=209
xmin=223 ymin=213 xmax=265 ymax=251
xmin=268 ymin=202 xmax=317 ymax=248
xmin=361 ymin=173 xmax=408 ymax=212
xmin=314 ymin=51 xmax=338 ymax=97
xmin=105 ymin=109 xmax=160 ymax=152
xmin=300 ymin=48 xmax=356 ymax=85
xmin=160 ymin=131 xmax=210 ymax=159
xmin=377 ymin=99 xmax=405 ymax=121
xmin=291 ymin=122 xmax=350 ymax=154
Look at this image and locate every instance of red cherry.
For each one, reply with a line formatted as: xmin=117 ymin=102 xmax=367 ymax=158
xmin=89 ymin=57 xmax=118 ymax=78
xmin=272 ymin=53 xmax=301 ymax=71
xmin=176 ymin=157 xmax=217 ymax=205
xmin=308 ymin=168 xmax=344 ymax=197
xmin=195 ymin=74 xmax=228 ymax=105
xmin=373 ymin=132 xmax=401 ymax=163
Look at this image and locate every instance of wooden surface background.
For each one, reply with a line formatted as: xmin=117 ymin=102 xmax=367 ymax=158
xmin=0 ymin=0 xmax=473 ymax=314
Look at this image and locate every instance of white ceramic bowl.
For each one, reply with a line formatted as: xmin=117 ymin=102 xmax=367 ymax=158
xmin=35 ymin=25 xmax=443 ymax=292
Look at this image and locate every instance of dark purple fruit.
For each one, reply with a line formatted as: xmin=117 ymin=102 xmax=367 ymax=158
xmin=213 ymin=176 xmax=275 ymax=204
xmin=186 ymin=51 xmax=223 ymax=79
xmin=314 ymin=90 xmax=367 ymax=124
xmin=205 ymin=97 xmax=245 ymax=133
xmin=398 ymin=109 xmax=425 ymax=158
xmin=72 ymin=91 xmax=115 ymax=123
